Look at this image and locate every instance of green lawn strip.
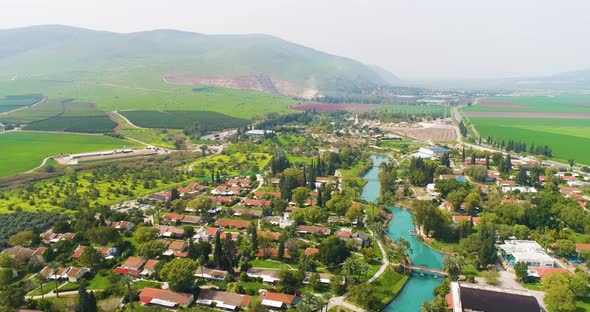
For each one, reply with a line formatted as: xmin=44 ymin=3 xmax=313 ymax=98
xmin=87 ymin=273 xmax=111 ymax=290
xmin=28 ymin=281 xmax=62 ymax=296
xmin=132 ymin=280 xmax=163 ymax=291
xmin=426 ymin=239 xmax=461 ymax=254
xmin=522 ymin=282 xmax=544 ymax=291
xmin=250 ymin=259 xmax=297 ymax=270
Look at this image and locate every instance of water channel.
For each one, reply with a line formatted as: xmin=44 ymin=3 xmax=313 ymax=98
xmin=361 ymin=155 xmax=444 ymax=312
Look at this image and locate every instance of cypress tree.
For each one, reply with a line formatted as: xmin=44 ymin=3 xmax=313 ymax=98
xmin=214 ymin=231 xmax=223 ymax=269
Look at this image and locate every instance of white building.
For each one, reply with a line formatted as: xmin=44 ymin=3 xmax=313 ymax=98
xmin=246 ymin=129 xmax=274 ymax=140
xmin=499 ymin=240 xmax=555 ymax=268
xmin=410 ymin=146 xmax=449 ymax=160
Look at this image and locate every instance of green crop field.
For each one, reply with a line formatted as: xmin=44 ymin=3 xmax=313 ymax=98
xmin=120 ymin=110 xmax=250 ymax=130
xmin=0 ymin=131 xmax=140 ymax=177
xmin=0 ymin=94 xmax=43 ymax=113
xmin=0 ymin=79 xmax=298 ymax=119
xmin=26 ymin=116 xmax=116 ymax=133
xmin=464 ymin=95 xmax=590 ymax=113
xmin=469 ymin=117 xmax=590 ymax=164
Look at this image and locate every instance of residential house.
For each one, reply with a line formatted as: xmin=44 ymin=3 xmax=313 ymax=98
xmin=304 ymin=248 xmax=319 ymax=256
xmin=41 ymin=230 xmax=75 ymax=244
xmin=2 ymin=246 xmax=46 ymax=261
xmin=216 ymin=218 xmax=251 ymax=230
xmin=256 ymin=248 xmax=291 ymax=259
xmin=303 ymin=272 xmax=341 ymax=285
xmin=255 ymin=191 xmax=281 ymax=199
xmin=452 ymin=216 xmax=480 ymax=226
xmin=163 ymin=240 xmax=188 ymax=257
xmin=194 ymin=266 xmax=229 ymax=281
xmin=108 ymin=220 xmax=134 ymax=232
xmin=247 ymin=268 xmax=282 ymax=284
xmin=114 ymin=256 xmax=147 ymax=276
xmin=139 ymin=287 xmax=194 ymax=308
xmin=140 ymin=259 xmax=160 ymax=277
xmin=196 ymin=289 xmax=252 ymax=311
xmin=195 ymin=227 xmax=220 ymax=242
xmin=155 ymin=225 xmax=184 ymax=239
xmin=40 ymin=266 xmax=90 ymax=282
xmin=243 ymin=199 xmax=271 ymax=207
xmin=258 ymin=231 xmax=282 ymax=241
xmin=260 ymin=291 xmax=301 ymax=309
xmin=232 ymin=208 xmax=264 ymax=218
xmin=162 ymin=213 xmax=201 ymax=225
xmin=296 ymin=225 xmax=330 ymax=235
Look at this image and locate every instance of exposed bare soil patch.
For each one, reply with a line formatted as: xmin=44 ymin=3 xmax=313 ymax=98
xmin=164 ymin=74 xmax=317 ymax=98
xmin=388 ymin=126 xmax=457 ymax=142
xmin=464 ymin=112 xmax=590 ymax=119
xmin=290 ymin=102 xmax=381 ymax=113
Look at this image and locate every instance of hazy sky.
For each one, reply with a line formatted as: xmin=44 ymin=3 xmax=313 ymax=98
xmin=2 ymin=0 xmax=590 ymax=80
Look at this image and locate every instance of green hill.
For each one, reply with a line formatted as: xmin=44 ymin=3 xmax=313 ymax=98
xmin=0 ymin=25 xmax=396 ymax=100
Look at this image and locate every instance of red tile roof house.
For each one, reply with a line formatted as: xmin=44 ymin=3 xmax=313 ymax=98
xmin=531 ymin=268 xmax=572 ymax=279
xmin=337 ymin=230 xmax=353 ymax=240
xmin=108 ymin=220 xmax=134 ymax=232
xmin=243 ymin=198 xmax=271 ymax=207
xmin=211 ymin=185 xmax=239 ymax=196
xmin=140 ymin=259 xmax=160 ymax=277
xmin=195 ymin=227 xmax=220 ymax=242
xmin=162 ymin=213 xmax=201 ymax=225
xmin=164 ymin=240 xmax=188 ymax=257
xmin=114 ymin=256 xmax=146 ymax=276
xmin=196 ymin=289 xmax=252 ymax=310
xmin=216 ymin=218 xmax=251 ymax=230
xmin=304 ymin=248 xmax=319 ymax=256
xmin=255 ymin=248 xmax=291 ymax=259
xmin=452 ymin=216 xmax=480 ymax=226
xmin=255 ymin=191 xmax=281 ymax=199
xmin=40 ymin=266 xmax=90 ymax=282
xmin=258 ymin=231 xmax=282 ymax=241
xmin=155 ymin=225 xmax=184 ymax=238
xmin=139 ymin=287 xmax=194 ymax=308
xmin=2 ymin=246 xmax=46 ymax=261
xmin=296 ymin=225 xmax=331 ymax=235
xmin=499 ymin=180 xmax=516 ymax=187
xmin=576 ymin=244 xmax=590 ymax=255
xmin=194 ymin=266 xmax=229 ymax=281
xmin=260 ymin=291 xmax=301 ymax=309
xmin=41 ymin=230 xmax=76 ymax=244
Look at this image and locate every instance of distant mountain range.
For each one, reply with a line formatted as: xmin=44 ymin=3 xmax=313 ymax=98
xmin=0 ymin=25 xmax=401 ymax=97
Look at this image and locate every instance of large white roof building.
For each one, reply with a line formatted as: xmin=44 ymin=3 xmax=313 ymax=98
xmin=499 ymin=240 xmax=555 ymax=268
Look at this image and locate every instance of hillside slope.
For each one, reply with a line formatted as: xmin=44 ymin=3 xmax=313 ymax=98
xmin=0 ymin=25 xmax=395 ymax=97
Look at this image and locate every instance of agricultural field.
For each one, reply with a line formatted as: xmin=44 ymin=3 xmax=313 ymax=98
xmin=463 ymin=95 xmax=590 ymax=113
xmin=1 ymin=98 xmax=117 ymax=133
xmin=120 ymin=110 xmax=250 ymax=130
xmin=469 ymin=117 xmax=590 ymax=164
xmin=0 ymin=94 xmax=43 ymax=113
xmin=462 ymin=95 xmax=590 ymax=165
xmin=0 ymin=131 xmax=140 ymax=177
xmin=0 ymin=79 xmax=298 ymax=119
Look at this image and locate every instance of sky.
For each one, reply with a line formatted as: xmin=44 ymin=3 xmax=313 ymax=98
xmin=2 ymin=0 xmax=590 ymax=80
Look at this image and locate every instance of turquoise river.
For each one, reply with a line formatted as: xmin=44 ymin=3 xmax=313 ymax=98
xmin=361 ymin=155 xmax=444 ymax=312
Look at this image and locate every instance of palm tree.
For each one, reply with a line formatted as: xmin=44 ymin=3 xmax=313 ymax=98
xmin=443 ymin=254 xmax=466 ymax=280
xmin=368 ymin=221 xmax=384 ymax=241
xmin=342 ymin=257 xmax=360 ymax=278
xmin=120 ymin=273 xmax=134 ymax=311
xmin=48 ymin=262 xmax=61 ymax=298
xmin=385 ymin=246 xmax=397 ymax=267
xmin=35 ymin=274 xmax=47 ymax=300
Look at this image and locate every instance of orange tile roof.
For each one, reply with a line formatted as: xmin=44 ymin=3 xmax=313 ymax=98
xmin=263 ymin=292 xmax=297 ymax=304
xmin=123 ymin=256 xmax=145 ymax=269
xmin=216 ymin=218 xmax=251 ymax=229
xmin=304 ymin=248 xmax=319 ymax=256
xmin=139 ymin=287 xmax=192 ymax=306
xmin=533 ymin=268 xmax=572 ymax=278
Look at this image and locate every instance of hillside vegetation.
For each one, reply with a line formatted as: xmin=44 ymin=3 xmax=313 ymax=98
xmin=0 ymin=25 xmax=397 ymax=104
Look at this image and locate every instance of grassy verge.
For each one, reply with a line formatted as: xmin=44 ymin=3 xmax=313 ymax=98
xmin=346 ymin=268 xmax=409 ymax=309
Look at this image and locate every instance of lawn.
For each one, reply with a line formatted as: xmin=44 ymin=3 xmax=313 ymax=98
xmin=87 ymin=273 xmax=111 ymax=290
xmin=522 ymin=282 xmax=544 ymax=291
xmin=427 ymin=239 xmax=461 ymax=254
xmin=250 ymin=259 xmax=297 ymax=270
xmin=545 ymin=296 xmax=590 ymax=312
xmin=0 ymin=131 xmax=140 ymax=177
xmin=468 ymin=117 xmax=590 ymax=165
xmin=28 ymin=281 xmax=62 ymax=296
xmin=132 ymin=280 xmax=163 ymax=291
